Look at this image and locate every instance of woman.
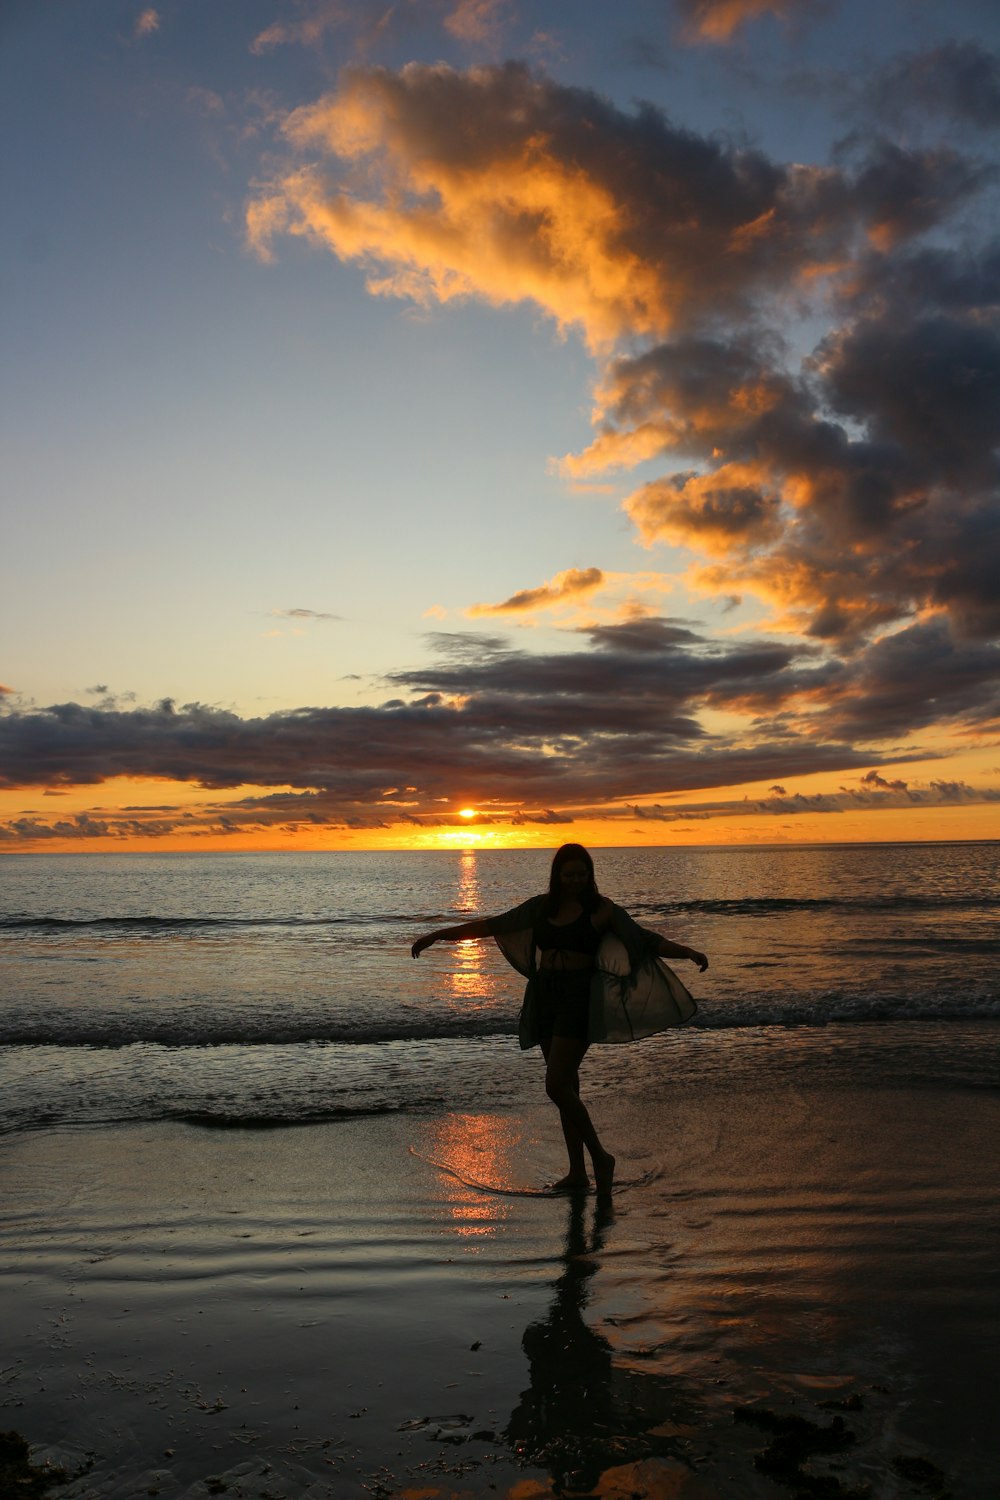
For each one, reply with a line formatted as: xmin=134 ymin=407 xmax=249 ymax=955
xmin=411 ymin=844 xmax=708 ymax=1198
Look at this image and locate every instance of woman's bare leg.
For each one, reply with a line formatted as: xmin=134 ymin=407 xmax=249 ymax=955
xmin=541 ymin=1037 xmax=588 ymax=1189
xmin=543 ymin=1036 xmax=615 ymax=1196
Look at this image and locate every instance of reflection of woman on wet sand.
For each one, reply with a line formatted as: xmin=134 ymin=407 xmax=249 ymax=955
xmin=411 ymin=844 xmax=708 ymax=1197
xmin=506 ymin=1197 xmax=698 ymax=1490
xmin=506 ymin=1196 xmax=616 ymax=1488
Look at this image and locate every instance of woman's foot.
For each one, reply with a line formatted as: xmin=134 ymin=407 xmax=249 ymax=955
xmin=549 ymin=1172 xmax=590 ymax=1194
xmin=593 ymin=1152 xmax=616 ymax=1199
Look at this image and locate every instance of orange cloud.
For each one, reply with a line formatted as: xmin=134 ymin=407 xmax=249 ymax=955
xmin=468 ymin=567 xmax=606 ymax=616
xmin=133 ymin=7 xmax=160 ymax=39
xmin=627 ymin=462 xmax=783 ymax=557
xmin=251 ymin=3 xmax=348 ymax=55
xmin=677 ymin=0 xmax=808 ymax=43
xmin=247 ymin=62 xmax=872 ymax=351
xmin=558 ymin=420 xmax=677 ymax=479
xmin=559 ymin=338 xmax=794 ymax=479
xmin=688 ymin=552 xmax=913 ymax=643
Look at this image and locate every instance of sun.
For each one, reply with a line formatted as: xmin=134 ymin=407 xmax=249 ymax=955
xmin=458 ymin=807 xmax=477 ymax=819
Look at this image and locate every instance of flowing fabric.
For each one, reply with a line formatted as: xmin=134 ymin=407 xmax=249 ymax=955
xmin=488 ymin=895 xmax=697 ymax=1049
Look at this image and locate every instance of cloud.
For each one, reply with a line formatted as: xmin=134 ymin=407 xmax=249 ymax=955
xmin=270 ymin=607 xmax=343 ymax=620
xmin=560 ymin=332 xmax=794 ymax=478
xmin=444 ymin=0 xmax=511 ymax=45
xmin=674 ymin=0 xmax=817 ymax=44
xmin=237 ymin=53 xmax=1000 ymax=773
xmin=818 ymin=302 xmax=1000 ymax=486
xmin=860 ymin=768 xmax=911 ymax=794
xmin=809 ymin=619 xmax=1000 ymax=742
xmin=624 ymin=777 xmax=1000 ymax=824
xmin=245 ymin=60 xmax=997 ymax=654
xmin=577 ymin=238 xmax=1000 ymax=644
xmin=251 ymin=3 xmax=348 ymax=55
xmin=0 ymin=622 xmax=883 ymax=829
xmin=872 ymin=41 xmax=1000 ymax=131
xmin=185 ymin=86 xmax=226 ymax=119
xmin=467 ymin=567 xmax=606 ymax=616
xmin=250 ymin=1 xmax=512 ymax=57
xmin=5 ymin=613 xmax=999 ymax=844
xmin=247 ymin=61 xmax=960 ymax=351
xmin=628 ymin=464 xmax=783 ymax=556
xmin=841 ymin=138 xmax=988 ymax=250
xmin=133 ymin=8 xmax=160 ymax=40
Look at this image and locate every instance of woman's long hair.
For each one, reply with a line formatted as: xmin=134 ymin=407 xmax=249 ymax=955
xmin=547 ymin=844 xmax=600 ymax=913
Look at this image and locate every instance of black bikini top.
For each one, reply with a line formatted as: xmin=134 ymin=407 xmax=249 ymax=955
xmin=533 ymin=907 xmax=602 ymax=957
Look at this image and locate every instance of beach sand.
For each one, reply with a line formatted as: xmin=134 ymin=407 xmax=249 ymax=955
xmin=3 ymin=1035 xmax=999 ymax=1498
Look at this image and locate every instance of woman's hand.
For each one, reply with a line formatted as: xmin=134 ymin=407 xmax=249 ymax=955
xmin=687 ymin=948 xmax=709 ymax=972
xmin=411 ymin=933 xmax=435 ymax=959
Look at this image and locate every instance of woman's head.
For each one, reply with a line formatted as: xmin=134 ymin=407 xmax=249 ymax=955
xmin=548 ymin=843 xmax=599 ymax=910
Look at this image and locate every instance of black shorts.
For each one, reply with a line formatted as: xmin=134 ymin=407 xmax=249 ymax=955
xmin=536 ymin=969 xmax=592 ymax=1043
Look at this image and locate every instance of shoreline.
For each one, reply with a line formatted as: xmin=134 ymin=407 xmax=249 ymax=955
xmin=3 ymin=834 xmax=1000 ymax=858
xmin=3 ymin=1071 xmax=999 ymax=1497
xmin=5 ymin=1020 xmax=1000 ymax=1139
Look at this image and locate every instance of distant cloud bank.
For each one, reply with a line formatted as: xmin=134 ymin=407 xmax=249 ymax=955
xmin=2 ymin=617 xmax=998 ymax=839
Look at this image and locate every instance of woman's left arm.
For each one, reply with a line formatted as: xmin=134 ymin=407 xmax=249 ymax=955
xmin=652 ymin=933 xmax=709 ymax=971
xmin=601 ymin=899 xmax=708 ymax=971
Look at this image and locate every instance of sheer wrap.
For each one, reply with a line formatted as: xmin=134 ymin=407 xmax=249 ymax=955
xmin=488 ymin=895 xmax=697 ymax=1050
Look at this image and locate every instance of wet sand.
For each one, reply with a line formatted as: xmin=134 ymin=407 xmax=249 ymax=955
xmin=2 ymin=1057 xmax=1000 ymax=1498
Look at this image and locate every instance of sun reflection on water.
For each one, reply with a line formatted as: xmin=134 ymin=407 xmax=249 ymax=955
xmin=445 ymin=850 xmax=502 ymax=1012
xmin=424 ymin=1112 xmax=529 ymax=1238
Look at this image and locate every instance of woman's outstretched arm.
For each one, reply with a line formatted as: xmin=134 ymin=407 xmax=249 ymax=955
xmin=411 ymin=917 xmax=497 ymax=958
xmin=650 ymin=931 xmax=709 ymax=971
xmin=638 ymin=918 xmax=707 ymax=978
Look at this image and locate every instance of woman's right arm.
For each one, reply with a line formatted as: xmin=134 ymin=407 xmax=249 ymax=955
xmin=411 ymin=917 xmax=497 ymax=958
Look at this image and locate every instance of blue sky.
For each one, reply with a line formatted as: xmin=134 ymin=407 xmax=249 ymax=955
xmin=2 ymin=0 xmax=1000 ymax=848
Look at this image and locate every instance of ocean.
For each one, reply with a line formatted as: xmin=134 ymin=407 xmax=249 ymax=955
xmin=2 ymin=842 xmax=998 ymax=1135
xmin=4 ymin=842 xmax=1000 ymax=1498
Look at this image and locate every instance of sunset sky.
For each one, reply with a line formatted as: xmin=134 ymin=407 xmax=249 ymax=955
xmin=3 ymin=0 xmax=1000 ymax=851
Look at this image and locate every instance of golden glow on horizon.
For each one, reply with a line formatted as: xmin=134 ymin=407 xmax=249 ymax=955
xmin=1 ymin=803 xmax=997 ymax=854
xmin=458 ymin=807 xmax=477 ymax=818
xmin=2 ymin=772 xmax=998 ymax=854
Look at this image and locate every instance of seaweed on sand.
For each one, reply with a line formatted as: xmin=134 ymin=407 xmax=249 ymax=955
xmin=0 ymin=1430 xmax=69 ymax=1499
xmin=732 ymin=1405 xmax=870 ymax=1499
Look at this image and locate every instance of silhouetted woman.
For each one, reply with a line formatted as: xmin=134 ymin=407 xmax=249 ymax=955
xmin=411 ymin=843 xmax=708 ymax=1197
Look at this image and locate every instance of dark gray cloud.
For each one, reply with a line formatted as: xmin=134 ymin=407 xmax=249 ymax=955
xmin=847 ymin=240 xmax=1000 ymax=317
xmin=811 ymin=618 xmax=1000 ymax=742
xmin=872 ymin=40 xmax=1000 ymax=130
xmin=625 ymin=777 xmax=1000 ymax=824
xmin=860 ymin=769 xmax=912 ymax=794
xmin=388 ymin=621 xmax=819 ymax=738
xmin=250 ymin=59 xmax=998 ymax=659
xmin=579 ymin=234 xmax=1000 ymax=644
xmin=0 ymin=621 xmax=891 ymax=838
xmin=5 ymin=614 xmax=998 ymax=843
xmin=270 ymin=607 xmax=343 ymax=620
xmin=585 ymin=617 xmax=704 ymax=652
xmin=837 ymin=137 xmax=991 ymax=244
xmin=819 ymin=311 xmax=1000 ymax=483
